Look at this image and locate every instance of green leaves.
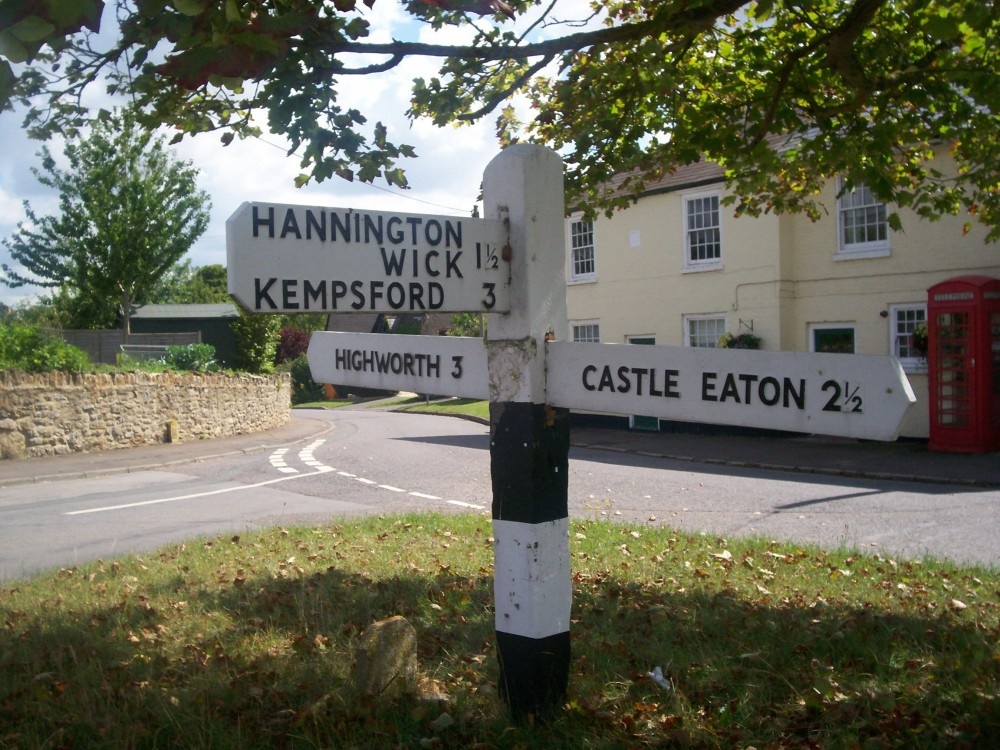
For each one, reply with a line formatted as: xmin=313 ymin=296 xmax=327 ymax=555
xmin=0 ymin=0 xmax=103 ymax=63
xmin=1 ymin=106 xmax=211 ymax=330
xmin=172 ymin=0 xmax=206 ymax=16
xmin=0 ymin=17 xmax=54 ymax=63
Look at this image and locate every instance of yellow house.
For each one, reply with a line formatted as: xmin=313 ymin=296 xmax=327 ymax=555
xmin=565 ymin=152 xmax=1000 ymax=439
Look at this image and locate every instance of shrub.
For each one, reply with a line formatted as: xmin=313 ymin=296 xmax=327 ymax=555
xmin=276 ymin=327 xmax=310 ymax=364
xmin=231 ymin=311 xmax=281 ymax=374
xmin=162 ymin=343 xmax=218 ymax=372
xmin=447 ymin=312 xmax=485 ymax=337
xmin=289 ymin=354 xmax=325 ymax=405
xmin=0 ymin=324 xmax=90 ymax=372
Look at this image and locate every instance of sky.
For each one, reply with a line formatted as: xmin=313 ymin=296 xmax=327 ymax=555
xmin=0 ymin=1 xmax=596 ymax=307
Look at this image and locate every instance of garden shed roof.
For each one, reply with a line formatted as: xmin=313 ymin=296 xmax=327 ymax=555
xmin=131 ymin=304 xmax=240 ymax=319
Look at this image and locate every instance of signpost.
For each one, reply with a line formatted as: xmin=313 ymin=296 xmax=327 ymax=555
xmin=547 ymin=342 xmax=916 ymax=442
xmin=306 ymin=336 xmax=917 ymax=441
xmin=227 ymin=202 xmax=509 ymax=314
xmin=307 ymin=331 xmax=488 ymax=399
xmin=228 ymin=145 xmax=917 ymax=721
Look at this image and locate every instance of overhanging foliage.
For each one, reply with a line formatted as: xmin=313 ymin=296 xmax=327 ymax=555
xmin=2 ymin=1 xmax=997 ymax=238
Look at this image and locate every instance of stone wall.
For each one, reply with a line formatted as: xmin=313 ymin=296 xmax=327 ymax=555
xmin=0 ymin=370 xmax=291 ymax=460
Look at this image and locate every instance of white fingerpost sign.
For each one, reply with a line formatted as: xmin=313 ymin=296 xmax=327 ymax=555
xmin=226 ymin=146 xmax=918 ymax=722
xmin=307 ymin=331 xmax=488 ymax=399
xmin=226 ymin=202 xmax=509 ymax=314
xmin=546 ymin=342 xmax=916 ymax=441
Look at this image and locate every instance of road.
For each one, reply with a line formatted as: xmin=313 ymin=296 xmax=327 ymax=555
xmin=1 ymin=409 xmax=997 ymax=580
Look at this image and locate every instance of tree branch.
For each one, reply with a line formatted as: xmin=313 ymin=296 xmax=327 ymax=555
xmin=325 ymin=0 xmax=745 ymax=62
xmin=339 ymin=53 xmax=406 ymax=75
xmin=457 ymin=53 xmax=554 ymax=121
xmin=824 ymin=0 xmax=888 ymax=93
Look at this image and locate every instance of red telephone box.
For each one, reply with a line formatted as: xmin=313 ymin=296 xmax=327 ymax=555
xmin=927 ymin=275 xmax=1000 ymax=453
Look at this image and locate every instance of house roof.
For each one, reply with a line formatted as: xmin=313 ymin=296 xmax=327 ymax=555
xmin=389 ymin=312 xmax=456 ymax=335
xmin=325 ymin=313 xmax=385 ymax=333
xmin=600 ymin=132 xmax=803 ymax=202
xmin=131 ymin=304 xmax=240 ymax=319
xmin=634 ymin=160 xmax=726 ymax=195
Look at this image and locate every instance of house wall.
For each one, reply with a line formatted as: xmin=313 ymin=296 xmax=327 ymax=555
xmin=567 ymin=152 xmax=1000 ymax=440
xmin=568 ymin=187 xmax=785 ymax=346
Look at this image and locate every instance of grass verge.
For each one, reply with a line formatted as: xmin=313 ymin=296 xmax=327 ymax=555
xmin=393 ymin=397 xmax=489 ymax=421
xmin=1 ymin=513 xmax=997 ymax=748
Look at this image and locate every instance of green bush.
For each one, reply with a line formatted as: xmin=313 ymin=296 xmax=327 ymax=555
xmin=162 ymin=343 xmax=218 ymax=372
xmin=231 ymin=311 xmax=281 ymax=374
xmin=289 ymin=354 xmax=325 ymax=405
xmin=0 ymin=324 xmax=90 ymax=372
xmin=447 ymin=312 xmax=485 ymax=337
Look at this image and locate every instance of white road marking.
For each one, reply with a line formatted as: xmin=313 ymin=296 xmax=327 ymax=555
xmin=298 ymin=440 xmax=332 ymax=472
xmin=447 ymin=500 xmax=486 ymax=510
xmin=269 ymin=447 xmax=298 ymax=474
xmin=68 ymin=436 xmax=478 ymax=517
xmin=65 ymin=467 xmax=338 ymax=516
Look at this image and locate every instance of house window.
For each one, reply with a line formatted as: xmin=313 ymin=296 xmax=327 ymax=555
xmin=684 ymin=314 xmax=726 ymax=347
xmin=571 ymin=321 xmax=601 ymax=343
xmin=891 ymin=303 xmax=927 ymax=372
xmin=810 ymin=324 xmax=856 ymax=353
xmin=837 ymin=181 xmax=890 ymax=258
xmin=568 ymin=218 xmax=596 ymax=282
xmin=684 ymin=192 xmax=722 ymax=269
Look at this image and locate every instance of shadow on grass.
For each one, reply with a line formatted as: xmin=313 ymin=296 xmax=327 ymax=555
xmin=2 ymin=560 xmax=998 ymax=748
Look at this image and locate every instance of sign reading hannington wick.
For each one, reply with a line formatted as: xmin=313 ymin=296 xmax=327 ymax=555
xmin=307 ymin=331 xmax=488 ymax=399
xmin=226 ymin=202 xmax=509 ymax=314
xmin=546 ymin=341 xmax=916 ymax=441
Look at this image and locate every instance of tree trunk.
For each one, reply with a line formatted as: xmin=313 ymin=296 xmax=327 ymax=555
xmin=121 ymin=290 xmax=132 ymax=339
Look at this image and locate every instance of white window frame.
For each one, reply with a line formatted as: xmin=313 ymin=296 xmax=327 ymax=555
xmin=683 ymin=313 xmax=726 ymax=348
xmin=809 ymin=323 xmax=856 ymax=354
xmin=682 ymin=190 xmax=723 ymax=271
xmin=836 ymin=179 xmax=890 ymax=259
xmin=571 ymin=320 xmax=601 ymax=343
xmin=890 ymin=303 xmax=927 ymax=373
xmin=567 ymin=216 xmax=596 ymax=283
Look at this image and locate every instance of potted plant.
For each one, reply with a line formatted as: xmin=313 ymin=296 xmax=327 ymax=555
xmin=717 ymin=331 xmax=762 ymax=350
xmin=911 ymin=323 xmax=929 ymax=357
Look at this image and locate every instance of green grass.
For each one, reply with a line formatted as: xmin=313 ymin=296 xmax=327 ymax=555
xmin=292 ymin=395 xmax=489 ymax=419
xmin=2 ymin=514 xmax=998 ymax=748
xmin=292 ymin=399 xmax=357 ymax=409
xmin=293 ymin=395 xmax=395 ymax=409
xmin=393 ymin=397 xmax=489 ymax=420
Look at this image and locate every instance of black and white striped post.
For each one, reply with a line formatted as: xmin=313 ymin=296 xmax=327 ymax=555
xmin=483 ymin=145 xmax=571 ymax=718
